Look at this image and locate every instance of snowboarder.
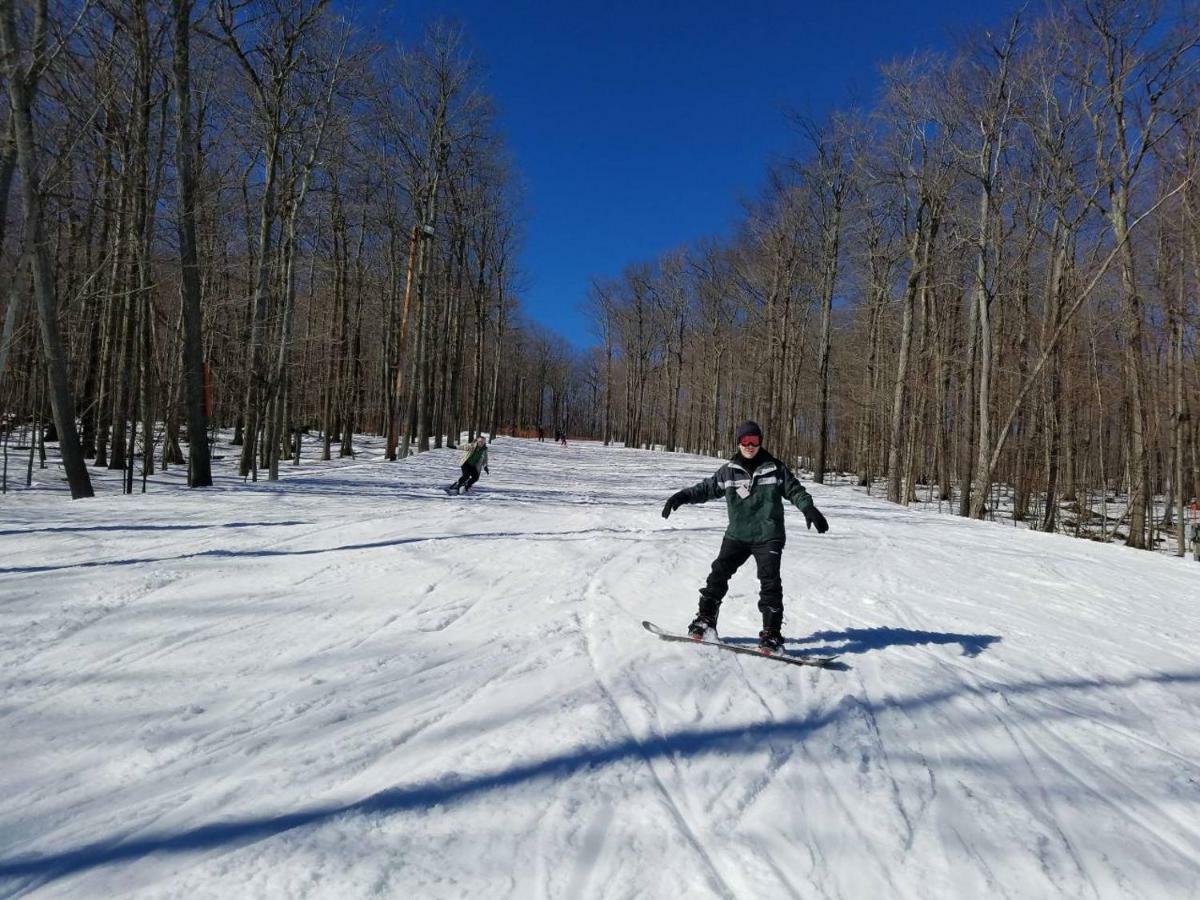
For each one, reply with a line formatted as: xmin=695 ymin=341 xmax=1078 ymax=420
xmin=660 ymin=420 xmax=829 ymax=653
xmin=446 ymin=435 xmax=489 ymax=494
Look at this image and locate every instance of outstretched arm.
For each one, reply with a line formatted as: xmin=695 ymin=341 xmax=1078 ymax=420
xmin=680 ymin=472 xmax=722 ymax=504
xmin=782 ymin=467 xmax=828 ymax=533
xmin=781 ymin=466 xmax=812 ymax=510
xmin=662 ymin=470 xmax=722 ymax=518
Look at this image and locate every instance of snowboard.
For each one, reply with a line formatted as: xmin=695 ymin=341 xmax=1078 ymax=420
xmin=642 ymin=620 xmax=841 ymax=668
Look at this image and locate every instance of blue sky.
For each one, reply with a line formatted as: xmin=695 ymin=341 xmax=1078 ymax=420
xmin=364 ymin=1 xmax=1027 ymax=348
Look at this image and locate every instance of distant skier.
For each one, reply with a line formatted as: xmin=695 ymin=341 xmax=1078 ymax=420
xmin=446 ymin=435 xmax=489 ymax=494
xmin=537 ymin=425 xmax=545 ymax=442
xmin=660 ymin=420 xmax=828 ymax=653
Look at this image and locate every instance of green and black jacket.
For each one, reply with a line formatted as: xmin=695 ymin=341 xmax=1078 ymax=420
xmin=460 ymin=443 xmax=489 ymax=471
xmin=678 ymin=450 xmax=813 ymax=544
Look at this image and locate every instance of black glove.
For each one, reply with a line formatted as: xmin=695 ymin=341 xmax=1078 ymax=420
xmin=484 ymin=466 xmax=489 ymax=474
xmin=803 ymin=504 xmax=829 ymax=534
xmin=661 ymin=491 xmax=687 ymax=519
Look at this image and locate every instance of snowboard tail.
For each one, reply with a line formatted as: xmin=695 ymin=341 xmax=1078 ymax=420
xmin=642 ymin=621 xmax=840 ymax=668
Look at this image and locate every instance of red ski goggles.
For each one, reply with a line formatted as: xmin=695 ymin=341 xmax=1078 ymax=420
xmin=738 ymin=436 xmax=761 ymax=447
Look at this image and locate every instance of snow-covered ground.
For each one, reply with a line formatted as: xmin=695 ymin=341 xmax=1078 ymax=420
xmin=2 ymin=435 xmax=1198 ymax=899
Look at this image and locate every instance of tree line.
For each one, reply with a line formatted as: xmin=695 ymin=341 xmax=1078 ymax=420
xmin=574 ymin=1 xmax=1200 ymax=555
xmin=0 ymin=0 xmax=580 ymax=498
xmin=4 ymin=1 xmax=1200 ymax=557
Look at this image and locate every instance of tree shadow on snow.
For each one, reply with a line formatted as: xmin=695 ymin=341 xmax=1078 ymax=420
xmin=0 ymin=526 xmax=696 ymax=574
xmin=2 ymin=666 xmax=1197 ymax=891
xmin=725 ymin=625 xmax=1002 ymax=658
xmin=0 ymin=521 xmax=309 ymax=537
xmin=234 ymin=480 xmax=457 ymax=503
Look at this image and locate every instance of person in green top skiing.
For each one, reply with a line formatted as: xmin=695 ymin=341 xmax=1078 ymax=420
xmin=660 ymin=420 xmax=828 ymax=653
xmin=446 ymin=435 xmax=489 ymax=494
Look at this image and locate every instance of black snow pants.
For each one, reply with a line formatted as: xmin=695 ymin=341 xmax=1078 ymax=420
xmin=697 ymin=537 xmax=785 ymax=632
xmin=454 ymin=462 xmax=481 ymax=491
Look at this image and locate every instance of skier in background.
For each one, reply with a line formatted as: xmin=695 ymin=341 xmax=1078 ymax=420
xmin=445 ymin=435 xmax=489 ymax=494
xmin=660 ymin=420 xmax=828 ymax=653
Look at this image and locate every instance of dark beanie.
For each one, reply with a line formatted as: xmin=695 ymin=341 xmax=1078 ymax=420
xmin=735 ymin=420 xmax=762 ymax=442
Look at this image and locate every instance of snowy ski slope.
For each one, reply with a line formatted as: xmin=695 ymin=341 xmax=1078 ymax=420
xmin=1 ymin=436 xmax=1198 ymax=898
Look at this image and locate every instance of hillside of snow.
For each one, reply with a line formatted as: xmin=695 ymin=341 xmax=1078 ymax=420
xmin=2 ymin=436 xmax=1198 ymax=899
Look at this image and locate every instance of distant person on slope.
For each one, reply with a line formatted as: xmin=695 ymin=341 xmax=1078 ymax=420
xmin=446 ymin=435 xmax=489 ymax=495
xmin=659 ymin=420 xmax=828 ymax=654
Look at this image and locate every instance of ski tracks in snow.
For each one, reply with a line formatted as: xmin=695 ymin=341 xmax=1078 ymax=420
xmin=4 ymin=437 xmax=1200 ymax=898
xmin=577 ymin=530 xmax=836 ymax=899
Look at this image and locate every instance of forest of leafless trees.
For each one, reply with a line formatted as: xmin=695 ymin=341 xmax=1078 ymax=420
xmin=2 ymin=0 xmax=1200 ymax=556
xmin=0 ymin=0 xmax=565 ymax=495
xmin=582 ymin=2 xmax=1200 ymax=556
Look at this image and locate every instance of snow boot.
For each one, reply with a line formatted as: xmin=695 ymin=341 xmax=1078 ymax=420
xmin=687 ymin=614 xmax=716 ymax=641
xmin=757 ymin=628 xmax=784 ymax=654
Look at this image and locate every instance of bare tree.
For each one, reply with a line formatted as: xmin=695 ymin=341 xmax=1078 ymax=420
xmin=170 ymin=0 xmax=211 ymax=486
xmin=1076 ymin=0 xmax=1198 ymax=546
xmin=0 ymin=0 xmax=94 ymax=498
xmin=960 ymin=16 xmax=1021 ymax=519
xmin=875 ymin=56 xmax=950 ymax=505
xmin=795 ymin=113 xmax=855 ymax=482
xmin=212 ymin=0 xmax=329 ymax=477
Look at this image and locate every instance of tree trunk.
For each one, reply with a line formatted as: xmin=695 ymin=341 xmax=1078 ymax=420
xmin=0 ymin=0 xmax=93 ymax=498
xmin=886 ymin=225 xmax=925 ymax=504
xmin=487 ymin=281 xmax=507 ymax=440
xmin=238 ymin=131 xmax=279 ymax=476
xmin=814 ymin=198 xmax=841 ymax=483
xmin=171 ymin=0 xmax=212 ymax=486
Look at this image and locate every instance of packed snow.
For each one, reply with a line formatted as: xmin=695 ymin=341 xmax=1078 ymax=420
xmin=2 ymin=435 xmax=1198 ymax=899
